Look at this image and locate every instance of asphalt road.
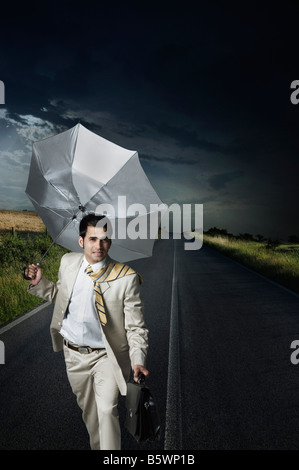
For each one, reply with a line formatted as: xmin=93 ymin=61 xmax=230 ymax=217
xmin=176 ymin=241 xmax=299 ymax=450
xmin=1 ymin=239 xmax=299 ymax=450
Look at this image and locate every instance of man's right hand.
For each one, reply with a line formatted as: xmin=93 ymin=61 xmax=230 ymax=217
xmin=27 ymin=264 xmax=42 ymax=286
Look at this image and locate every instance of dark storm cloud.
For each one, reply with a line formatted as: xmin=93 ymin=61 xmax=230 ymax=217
xmin=140 ymin=153 xmax=198 ymax=166
xmin=208 ymin=171 xmax=243 ymax=190
xmin=1 ymin=1 xmax=299 ymax=237
xmin=151 ymin=122 xmax=241 ymax=154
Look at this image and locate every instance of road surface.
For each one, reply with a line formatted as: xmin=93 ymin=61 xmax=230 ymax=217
xmin=1 ymin=239 xmax=299 ymax=450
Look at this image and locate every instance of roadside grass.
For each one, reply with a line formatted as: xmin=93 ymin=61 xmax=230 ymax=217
xmin=2 ymin=228 xmax=299 ymax=326
xmin=0 ymin=232 xmax=69 ymax=326
xmin=203 ymin=234 xmax=299 ymax=294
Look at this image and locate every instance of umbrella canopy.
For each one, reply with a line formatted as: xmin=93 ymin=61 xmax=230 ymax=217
xmin=25 ymin=123 xmax=166 ymax=262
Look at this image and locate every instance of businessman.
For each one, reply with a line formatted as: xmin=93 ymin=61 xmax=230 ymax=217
xmin=26 ymin=213 xmax=149 ymax=450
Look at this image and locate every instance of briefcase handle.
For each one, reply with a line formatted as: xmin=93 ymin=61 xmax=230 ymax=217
xmin=137 ymin=373 xmax=146 ymax=384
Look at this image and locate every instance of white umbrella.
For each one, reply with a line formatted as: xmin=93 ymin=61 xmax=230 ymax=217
xmin=25 ymin=123 xmax=166 ymax=264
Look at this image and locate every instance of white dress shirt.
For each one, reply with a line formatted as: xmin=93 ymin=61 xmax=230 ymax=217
xmin=60 ymin=257 xmax=105 ymax=348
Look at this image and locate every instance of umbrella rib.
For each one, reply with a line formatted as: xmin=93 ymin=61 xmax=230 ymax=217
xmin=48 ymin=181 xmax=80 ymax=205
xmin=71 ymin=124 xmax=84 ymax=204
xmin=85 ymin=151 xmax=138 ymax=204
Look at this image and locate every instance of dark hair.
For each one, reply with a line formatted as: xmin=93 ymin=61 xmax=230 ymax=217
xmin=79 ymin=213 xmax=112 ymax=239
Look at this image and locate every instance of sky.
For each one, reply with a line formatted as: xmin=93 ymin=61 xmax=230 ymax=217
xmin=1 ymin=0 xmax=299 ymax=240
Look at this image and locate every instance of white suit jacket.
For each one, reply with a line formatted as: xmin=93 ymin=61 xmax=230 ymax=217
xmin=28 ymin=252 xmax=149 ymax=395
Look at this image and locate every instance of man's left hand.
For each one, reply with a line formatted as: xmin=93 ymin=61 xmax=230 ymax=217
xmin=133 ymin=365 xmax=149 ymax=383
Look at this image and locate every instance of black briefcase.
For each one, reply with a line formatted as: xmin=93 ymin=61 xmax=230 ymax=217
xmin=125 ymin=375 xmax=160 ymax=442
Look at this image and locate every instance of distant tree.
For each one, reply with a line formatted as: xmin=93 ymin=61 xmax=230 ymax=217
xmin=205 ymin=227 xmax=229 ymax=237
xmin=256 ymin=234 xmax=265 ymax=242
xmin=288 ymin=235 xmax=299 ymax=244
xmin=266 ymin=238 xmax=280 ymax=249
xmin=238 ymin=233 xmax=255 ymax=241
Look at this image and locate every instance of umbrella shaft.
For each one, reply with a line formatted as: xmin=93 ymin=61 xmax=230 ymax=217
xmin=37 ymin=239 xmax=57 ymax=265
xmin=36 ymin=212 xmax=81 ymax=265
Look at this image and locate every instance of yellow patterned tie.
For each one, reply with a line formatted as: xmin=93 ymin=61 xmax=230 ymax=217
xmin=85 ymin=262 xmax=142 ymax=326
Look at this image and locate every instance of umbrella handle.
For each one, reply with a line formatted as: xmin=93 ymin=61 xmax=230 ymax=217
xmin=22 ymin=264 xmax=40 ymax=281
xmin=21 ymin=213 xmax=79 ymax=281
xmin=22 ymin=266 xmax=32 ymax=280
xmin=21 ymin=231 xmax=59 ymax=280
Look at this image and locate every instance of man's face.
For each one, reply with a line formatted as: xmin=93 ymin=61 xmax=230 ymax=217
xmin=78 ymin=224 xmax=111 ymax=265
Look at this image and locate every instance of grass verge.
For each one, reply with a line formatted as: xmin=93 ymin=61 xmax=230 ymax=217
xmin=203 ymin=234 xmax=299 ymax=295
xmin=0 ymin=232 xmax=69 ymax=326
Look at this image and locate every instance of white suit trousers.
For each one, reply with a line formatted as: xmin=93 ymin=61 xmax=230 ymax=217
xmin=63 ymin=345 xmax=121 ymax=450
